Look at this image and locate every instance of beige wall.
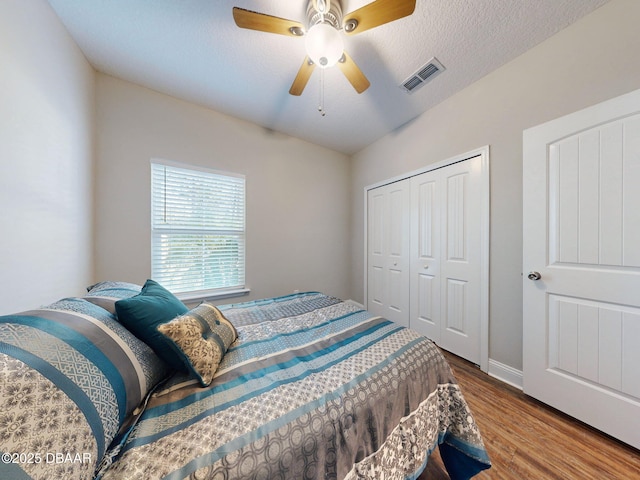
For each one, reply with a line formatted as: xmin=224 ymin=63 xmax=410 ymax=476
xmin=4 ymin=0 xmax=640 ymax=375
xmin=349 ymin=0 xmax=640 ymax=370
xmin=95 ymin=75 xmax=352 ymax=303
xmin=0 ymin=0 xmax=95 ymax=314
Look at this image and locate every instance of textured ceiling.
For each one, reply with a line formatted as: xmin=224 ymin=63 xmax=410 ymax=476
xmin=47 ymin=0 xmax=609 ymax=155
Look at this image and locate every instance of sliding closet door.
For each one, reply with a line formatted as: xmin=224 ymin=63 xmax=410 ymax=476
xmin=410 ymin=155 xmax=484 ymax=365
xmin=367 ymin=179 xmax=410 ymax=327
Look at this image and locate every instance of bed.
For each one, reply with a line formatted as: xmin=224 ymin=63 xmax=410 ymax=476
xmin=0 ymin=284 xmax=490 ymax=480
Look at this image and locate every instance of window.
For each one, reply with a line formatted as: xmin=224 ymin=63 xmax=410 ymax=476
xmin=151 ymin=160 xmax=246 ymax=298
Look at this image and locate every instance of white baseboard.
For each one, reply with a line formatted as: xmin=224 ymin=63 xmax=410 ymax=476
xmin=488 ymin=359 xmax=523 ymax=390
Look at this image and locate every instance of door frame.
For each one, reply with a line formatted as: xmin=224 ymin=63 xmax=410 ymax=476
xmin=364 ymin=146 xmax=490 ymax=372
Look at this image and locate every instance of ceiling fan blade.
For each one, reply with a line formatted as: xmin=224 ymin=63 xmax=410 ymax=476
xmin=343 ymin=0 xmax=416 ymax=35
xmin=232 ymin=7 xmax=304 ymax=37
xmin=337 ymin=52 xmax=370 ymax=94
xmin=289 ymin=57 xmax=316 ymax=96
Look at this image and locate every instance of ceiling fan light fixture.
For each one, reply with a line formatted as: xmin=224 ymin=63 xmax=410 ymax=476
xmin=233 ymin=0 xmax=417 ymax=96
xmin=305 ymin=23 xmax=344 ymax=68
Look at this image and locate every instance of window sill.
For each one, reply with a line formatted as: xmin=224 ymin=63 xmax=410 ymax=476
xmin=177 ymin=288 xmax=251 ymax=305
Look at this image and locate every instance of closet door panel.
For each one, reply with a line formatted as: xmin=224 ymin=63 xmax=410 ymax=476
xmin=367 ymin=190 xmax=387 ymax=315
xmin=367 ymin=180 xmax=410 ymax=327
xmin=410 ymin=174 xmax=441 ymax=342
xmin=439 ymin=157 xmax=482 ymax=363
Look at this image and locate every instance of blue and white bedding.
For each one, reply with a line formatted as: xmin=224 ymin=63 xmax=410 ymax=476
xmin=100 ymin=292 xmax=490 ymax=480
xmin=0 ymin=289 xmax=490 ymax=480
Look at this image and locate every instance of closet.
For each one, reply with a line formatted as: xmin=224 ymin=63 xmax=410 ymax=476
xmin=366 ymin=149 xmax=489 ymax=368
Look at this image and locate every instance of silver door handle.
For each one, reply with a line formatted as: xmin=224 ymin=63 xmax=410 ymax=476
xmin=527 ymin=271 xmax=541 ymax=281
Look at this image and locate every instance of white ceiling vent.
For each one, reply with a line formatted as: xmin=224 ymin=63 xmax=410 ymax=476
xmin=400 ymin=57 xmax=445 ymax=94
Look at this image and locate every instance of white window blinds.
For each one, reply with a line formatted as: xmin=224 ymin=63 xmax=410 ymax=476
xmin=151 ymin=161 xmax=245 ymax=295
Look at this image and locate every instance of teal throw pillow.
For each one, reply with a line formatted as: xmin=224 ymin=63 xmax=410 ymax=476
xmin=115 ymin=279 xmax=189 ymax=371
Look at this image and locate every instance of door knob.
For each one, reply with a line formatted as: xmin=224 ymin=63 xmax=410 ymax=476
xmin=527 ymin=271 xmax=542 ymax=281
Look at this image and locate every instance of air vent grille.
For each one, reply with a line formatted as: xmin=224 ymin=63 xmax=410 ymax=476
xmin=403 ymin=76 xmax=422 ymax=91
xmin=400 ymin=57 xmax=445 ymax=94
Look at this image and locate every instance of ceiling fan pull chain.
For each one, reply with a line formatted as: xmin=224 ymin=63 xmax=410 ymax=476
xmin=318 ymin=68 xmax=326 ymax=117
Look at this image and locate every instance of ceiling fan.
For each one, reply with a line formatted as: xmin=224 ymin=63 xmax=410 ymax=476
xmin=232 ymin=0 xmax=416 ymax=96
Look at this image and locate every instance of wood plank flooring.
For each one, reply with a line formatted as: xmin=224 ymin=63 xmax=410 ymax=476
xmin=419 ymin=351 xmax=640 ymax=479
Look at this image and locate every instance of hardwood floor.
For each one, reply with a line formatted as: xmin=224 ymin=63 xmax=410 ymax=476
xmin=419 ymin=351 xmax=640 ymax=479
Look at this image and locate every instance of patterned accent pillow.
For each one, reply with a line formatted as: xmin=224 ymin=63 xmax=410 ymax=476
xmin=157 ymin=303 xmax=238 ymax=386
xmin=84 ymin=281 xmax=143 ymax=314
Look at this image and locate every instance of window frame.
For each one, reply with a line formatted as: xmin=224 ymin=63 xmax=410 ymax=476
xmin=150 ymin=158 xmax=249 ymax=302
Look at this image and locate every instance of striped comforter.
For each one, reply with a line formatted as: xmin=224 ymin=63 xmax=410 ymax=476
xmin=100 ymin=292 xmax=490 ymax=480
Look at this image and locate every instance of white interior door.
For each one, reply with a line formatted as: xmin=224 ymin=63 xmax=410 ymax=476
xmin=367 ymin=179 xmax=410 ymax=327
xmin=410 ymin=156 xmax=484 ymax=364
xmin=523 ymin=88 xmax=640 ymax=449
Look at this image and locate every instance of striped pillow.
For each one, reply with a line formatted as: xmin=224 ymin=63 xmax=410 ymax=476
xmin=0 ymin=297 xmax=169 ymax=480
xmin=84 ymin=281 xmax=142 ymax=314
